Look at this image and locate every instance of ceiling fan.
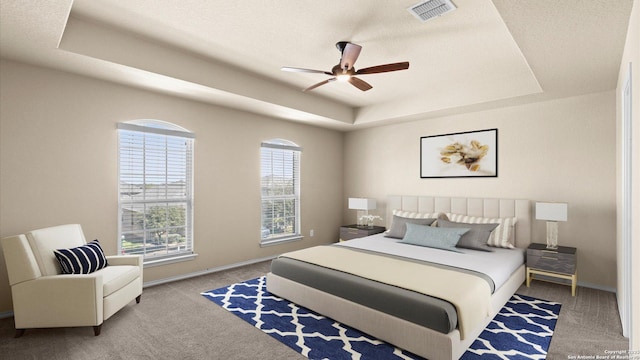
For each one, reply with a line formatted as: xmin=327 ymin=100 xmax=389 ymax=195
xmin=281 ymin=41 xmax=410 ymax=92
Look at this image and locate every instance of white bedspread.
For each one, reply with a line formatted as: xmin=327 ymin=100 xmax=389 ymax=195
xmin=336 ymin=233 xmax=525 ymax=291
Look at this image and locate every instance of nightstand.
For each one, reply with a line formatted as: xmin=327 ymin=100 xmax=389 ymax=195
xmin=526 ymin=243 xmax=577 ymax=296
xmin=339 ymin=225 xmax=386 ymax=241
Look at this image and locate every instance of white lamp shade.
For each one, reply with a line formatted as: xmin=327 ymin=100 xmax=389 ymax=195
xmin=348 ymin=198 xmax=376 ymax=210
xmin=535 ymin=202 xmax=568 ymax=222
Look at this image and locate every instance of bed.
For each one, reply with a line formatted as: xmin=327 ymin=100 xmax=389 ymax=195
xmin=266 ymin=195 xmax=531 ymax=360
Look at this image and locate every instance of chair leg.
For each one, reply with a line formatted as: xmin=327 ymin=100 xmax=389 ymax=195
xmin=136 ymin=294 xmax=141 ymax=304
xmin=14 ymin=329 xmax=25 ymax=338
xmin=93 ymin=324 xmax=102 ymax=336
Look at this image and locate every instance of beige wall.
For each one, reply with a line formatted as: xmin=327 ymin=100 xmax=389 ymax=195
xmin=344 ymin=91 xmax=617 ymax=290
xmin=0 ymin=55 xmax=626 ymax=321
xmin=0 ymin=60 xmax=344 ymax=313
xmin=616 ymin=0 xmax=639 ymax=350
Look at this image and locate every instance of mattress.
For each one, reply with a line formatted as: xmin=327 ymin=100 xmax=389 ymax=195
xmin=270 ymin=233 xmax=525 ymax=334
xmin=336 ymin=233 xmax=525 ymax=290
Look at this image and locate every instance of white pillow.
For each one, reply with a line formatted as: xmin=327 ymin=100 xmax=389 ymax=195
xmin=392 ymin=210 xmax=447 ymax=222
xmin=445 ymin=213 xmax=517 ymax=249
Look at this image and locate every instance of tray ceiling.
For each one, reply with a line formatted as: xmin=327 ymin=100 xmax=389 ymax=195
xmin=0 ymin=0 xmax=633 ymax=130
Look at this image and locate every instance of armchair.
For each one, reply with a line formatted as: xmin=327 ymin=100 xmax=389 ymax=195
xmin=1 ymin=224 xmax=143 ymax=337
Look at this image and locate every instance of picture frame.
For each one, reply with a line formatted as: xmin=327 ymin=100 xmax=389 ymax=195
xmin=420 ymin=128 xmax=498 ymax=178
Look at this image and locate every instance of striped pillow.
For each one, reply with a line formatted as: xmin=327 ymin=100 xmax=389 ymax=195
xmin=54 ymin=239 xmax=108 ymax=274
xmin=392 ymin=210 xmax=448 ymax=222
xmin=445 ymin=213 xmax=517 ymax=249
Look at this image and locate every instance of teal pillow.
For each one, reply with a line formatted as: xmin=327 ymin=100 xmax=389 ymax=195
xmin=399 ymin=223 xmax=469 ymax=253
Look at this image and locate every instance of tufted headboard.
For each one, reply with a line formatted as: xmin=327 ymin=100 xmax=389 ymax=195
xmin=386 ymin=195 xmax=532 ymax=249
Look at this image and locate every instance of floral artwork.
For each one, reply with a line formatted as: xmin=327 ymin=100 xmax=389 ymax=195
xmin=421 ymin=129 xmax=497 ymax=178
xmin=440 ymin=139 xmax=489 ymax=172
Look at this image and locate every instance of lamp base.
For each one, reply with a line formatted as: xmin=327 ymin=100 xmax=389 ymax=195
xmin=546 ymin=221 xmax=559 ymax=249
xmin=356 ymin=210 xmax=368 ymax=227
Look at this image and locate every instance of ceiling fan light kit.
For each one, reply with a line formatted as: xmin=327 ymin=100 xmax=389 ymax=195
xmin=282 ymin=41 xmax=410 ymax=92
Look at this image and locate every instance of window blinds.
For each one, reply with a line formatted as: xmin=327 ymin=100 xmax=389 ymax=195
xmin=118 ymin=124 xmax=194 ymax=260
xmin=260 ymin=140 xmax=301 ymax=243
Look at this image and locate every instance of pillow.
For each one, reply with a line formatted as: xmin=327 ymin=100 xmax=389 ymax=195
xmin=391 ymin=210 xmax=449 ymax=228
xmin=399 ymin=223 xmax=469 ymax=253
xmin=392 ymin=210 xmax=448 ymax=221
xmin=446 ymin=213 xmax=517 ymax=248
xmin=437 ymin=219 xmax=499 ymax=252
xmin=385 ymin=215 xmax=437 ymax=239
xmin=54 ymin=239 xmax=108 ymax=274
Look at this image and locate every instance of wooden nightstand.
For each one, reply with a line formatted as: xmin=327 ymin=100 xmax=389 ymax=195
xmin=339 ymin=225 xmax=386 ymax=241
xmin=526 ymin=243 xmax=577 ymax=296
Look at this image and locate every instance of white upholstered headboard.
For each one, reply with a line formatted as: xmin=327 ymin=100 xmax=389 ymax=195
xmin=386 ymin=195 xmax=532 ymax=249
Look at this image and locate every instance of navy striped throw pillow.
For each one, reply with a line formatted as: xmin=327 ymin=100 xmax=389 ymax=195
xmin=54 ymin=239 xmax=108 ymax=274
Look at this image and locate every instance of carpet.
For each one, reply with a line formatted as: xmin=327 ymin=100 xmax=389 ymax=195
xmin=201 ymin=276 xmax=560 ymax=360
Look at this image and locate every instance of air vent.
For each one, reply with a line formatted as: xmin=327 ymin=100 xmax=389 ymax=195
xmin=407 ymin=0 xmax=456 ymax=23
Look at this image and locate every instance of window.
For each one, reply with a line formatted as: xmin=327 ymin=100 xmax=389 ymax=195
xmin=260 ymin=139 xmax=302 ymax=245
xmin=118 ymin=120 xmax=194 ymax=264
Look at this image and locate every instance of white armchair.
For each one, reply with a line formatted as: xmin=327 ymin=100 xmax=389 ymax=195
xmin=1 ymin=224 xmax=143 ymax=337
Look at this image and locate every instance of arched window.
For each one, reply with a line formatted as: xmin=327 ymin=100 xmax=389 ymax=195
xmin=260 ymin=139 xmax=302 ymax=244
xmin=117 ymin=120 xmax=194 ymax=263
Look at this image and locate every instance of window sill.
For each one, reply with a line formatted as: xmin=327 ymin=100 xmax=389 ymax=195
xmin=143 ymin=253 xmax=198 ymax=268
xmin=260 ymin=236 xmax=303 ymax=247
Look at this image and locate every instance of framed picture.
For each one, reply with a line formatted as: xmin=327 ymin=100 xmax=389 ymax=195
xmin=420 ymin=128 xmax=498 ymax=178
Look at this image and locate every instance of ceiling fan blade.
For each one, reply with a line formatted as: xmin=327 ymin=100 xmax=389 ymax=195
xmin=340 ymin=43 xmax=362 ymax=70
xmin=303 ymin=78 xmax=335 ymax=92
xmin=348 ymin=77 xmax=373 ymax=91
xmin=281 ymin=67 xmax=333 ymax=76
xmin=355 ymin=62 xmax=410 ymax=75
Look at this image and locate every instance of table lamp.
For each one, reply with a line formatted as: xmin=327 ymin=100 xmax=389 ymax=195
xmin=535 ymin=202 xmax=568 ymax=249
xmin=348 ymin=198 xmax=376 ymax=227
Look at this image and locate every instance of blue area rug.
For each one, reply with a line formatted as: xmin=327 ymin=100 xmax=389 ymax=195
xmin=201 ymin=276 xmax=560 ymax=360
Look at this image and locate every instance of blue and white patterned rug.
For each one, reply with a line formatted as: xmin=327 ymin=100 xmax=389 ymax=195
xmin=201 ymin=276 xmax=560 ymax=360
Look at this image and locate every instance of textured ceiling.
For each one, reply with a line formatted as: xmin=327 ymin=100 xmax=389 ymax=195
xmin=0 ymin=0 xmax=634 ymax=130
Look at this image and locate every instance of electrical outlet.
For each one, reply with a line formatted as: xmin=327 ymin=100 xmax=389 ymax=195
xmin=310 ymin=229 xmax=314 ymax=237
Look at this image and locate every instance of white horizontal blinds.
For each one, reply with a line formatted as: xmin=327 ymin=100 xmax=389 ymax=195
xmin=261 ymin=139 xmax=301 ymax=242
xmin=118 ymin=120 xmax=194 ymax=260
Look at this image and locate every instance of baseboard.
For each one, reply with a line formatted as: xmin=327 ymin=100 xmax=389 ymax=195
xmin=0 ymin=310 xmax=13 ymax=320
xmin=0 ymin=256 xmax=275 ymax=319
xmin=578 ymin=280 xmax=616 ymax=293
xmin=531 ymin=273 xmax=616 ymax=293
xmin=142 ymin=255 xmax=277 ymax=288
xmin=2 ymin=258 xmax=615 ymax=320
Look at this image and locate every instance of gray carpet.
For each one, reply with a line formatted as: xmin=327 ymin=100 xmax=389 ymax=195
xmin=517 ymin=279 xmax=628 ymax=359
xmin=0 ymin=260 xmax=628 ymax=359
